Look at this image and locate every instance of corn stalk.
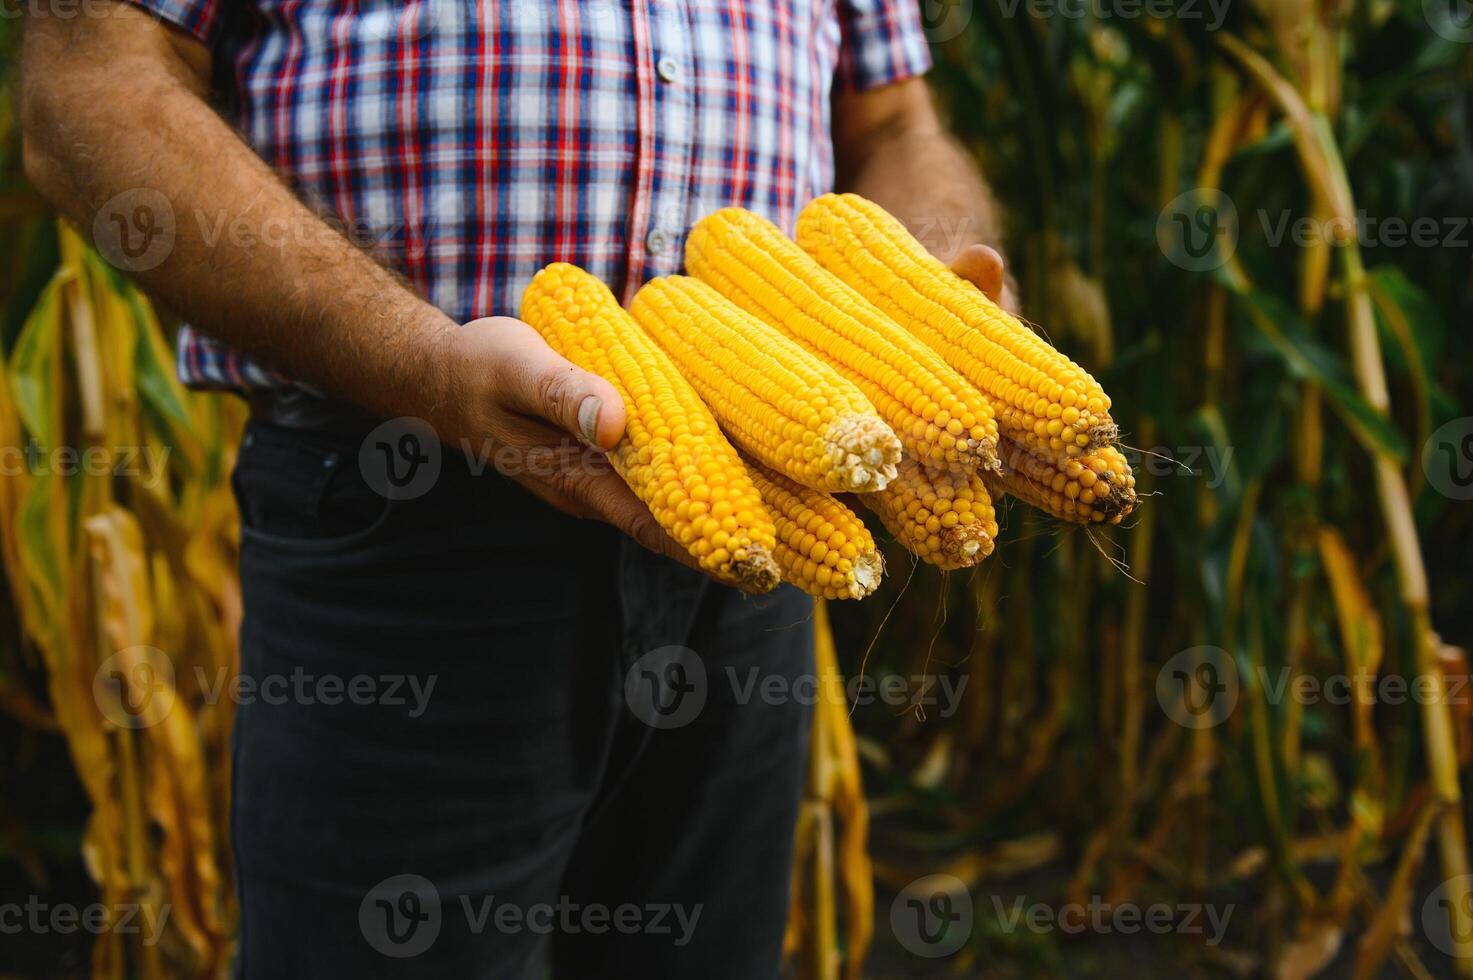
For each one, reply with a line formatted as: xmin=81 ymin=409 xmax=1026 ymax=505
xmin=1 ymin=224 xmax=243 ymax=978
xmin=1218 ymin=31 xmax=1473 ymax=972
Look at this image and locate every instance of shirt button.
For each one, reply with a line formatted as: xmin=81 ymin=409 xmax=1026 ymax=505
xmin=656 ymin=56 xmax=680 ymax=84
xmin=645 ymin=228 xmax=672 ymax=256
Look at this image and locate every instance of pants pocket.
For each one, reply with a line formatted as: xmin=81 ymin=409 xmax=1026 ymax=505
xmin=232 ymin=421 xmax=395 ymax=554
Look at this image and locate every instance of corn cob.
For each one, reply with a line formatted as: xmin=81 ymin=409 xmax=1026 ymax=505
xmin=684 ymin=207 xmax=999 ymax=474
xmin=796 ymin=193 xmax=1115 ymax=459
xmin=990 ymin=441 xmax=1138 ymax=525
xmin=745 ymin=458 xmax=884 ymax=600
xmin=521 ymin=263 xmax=780 ymax=591
xmin=861 ymin=457 xmax=998 ymax=570
xmin=630 ymin=276 xmax=901 ymax=493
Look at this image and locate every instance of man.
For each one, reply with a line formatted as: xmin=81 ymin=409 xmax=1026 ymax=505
xmin=21 ymin=1 xmax=1011 ymax=975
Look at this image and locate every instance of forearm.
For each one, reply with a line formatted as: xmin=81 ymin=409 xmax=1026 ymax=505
xmin=20 ymin=8 xmax=467 ymax=433
xmin=833 ymin=80 xmax=1014 ymax=309
xmin=839 ymin=125 xmax=1001 ymax=265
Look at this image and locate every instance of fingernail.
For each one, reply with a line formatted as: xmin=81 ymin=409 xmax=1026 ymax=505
xmin=578 ymin=395 xmax=602 ymax=447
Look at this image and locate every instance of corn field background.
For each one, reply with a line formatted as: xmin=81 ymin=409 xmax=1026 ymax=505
xmin=2 ymin=1 xmax=1472 ymax=977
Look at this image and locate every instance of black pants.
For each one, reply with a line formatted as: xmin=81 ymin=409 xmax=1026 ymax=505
xmin=230 ymin=419 xmax=814 ymax=978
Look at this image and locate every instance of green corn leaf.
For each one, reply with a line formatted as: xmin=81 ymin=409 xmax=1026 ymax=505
xmin=1233 ymin=288 xmax=1409 ymax=463
xmin=7 ymin=271 xmax=66 ymax=449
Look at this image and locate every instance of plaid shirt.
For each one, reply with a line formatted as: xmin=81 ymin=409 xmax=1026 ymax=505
xmin=126 ymin=0 xmax=933 ymax=389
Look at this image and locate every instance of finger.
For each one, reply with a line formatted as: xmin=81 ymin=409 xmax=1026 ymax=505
xmin=950 ymin=244 xmax=1007 ymax=303
xmin=513 ymin=466 xmax=691 ymax=573
xmin=515 ymin=478 xmax=600 ymax=522
xmin=484 ymin=316 xmax=628 ymax=450
xmin=573 ymin=469 xmax=704 ymax=572
xmin=521 ymin=447 xmax=702 ymax=573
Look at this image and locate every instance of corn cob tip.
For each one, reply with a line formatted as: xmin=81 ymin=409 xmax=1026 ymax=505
xmin=726 ymin=543 xmax=782 ymax=594
xmin=743 ymin=457 xmax=884 ymax=599
xmin=861 ymin=457 xmax=999 ymax=571
xmin=991 ymin=440 xmax=1138 ymax=524
xmin=943 ymin=523 xmax=995 ymax=567
xmin=976 ymin=436 xmax=1002 ymax=474
xmin=849 ymin=551 xmax=885 ymax=598
xmin=945 ymin=435 xmax=1001 ymax=477
xmin=825 ymin=413 xmax=902 ymax=491
xmin=1049 ymin=420 xmax=1121 ymax=459
xmin=1089 ymin=420 xmax=1121 ymax=450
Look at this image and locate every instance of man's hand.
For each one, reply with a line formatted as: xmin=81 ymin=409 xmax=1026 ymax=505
xmin=20 ymin=2 xmax=690 ymax=568
xmin=443 ymin=317 xmax=695 ymax=568
xmin=834 ymin=77 xmax=1019 ymax=313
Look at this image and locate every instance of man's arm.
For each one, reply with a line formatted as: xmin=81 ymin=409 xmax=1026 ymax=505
xmin=20 ymin=3 xmax=691 ymax=566
xmin=21 ymin=6 xmax=466 ymax=427
xmin=833 ymin=78 xmax=1018 ymax=312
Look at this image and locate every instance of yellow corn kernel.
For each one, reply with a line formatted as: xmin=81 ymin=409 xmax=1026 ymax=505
xmin=684 ymin=207 xmax=999 ymax=474
xmin=860 ymin=457 xmax=998 ymax=570
xmin=745 ymin=458 xmax=884 ymax=600
xmin=630 ymin=276 xmax=901 ymax=492
xmin=989 ymin=440 xmax=1137 ymax=525
xmin=521 ymin=263 xmax=779 ymax=591
xmin=796 ymin=193 xmax=1116 ymax=459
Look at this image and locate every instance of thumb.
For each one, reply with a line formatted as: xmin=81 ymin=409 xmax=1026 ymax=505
xmin=950 ymin=244 xmax=1007 ymax=302
xmin=491 ymin=316 xmax=627 ymax=450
